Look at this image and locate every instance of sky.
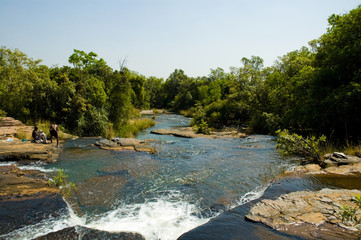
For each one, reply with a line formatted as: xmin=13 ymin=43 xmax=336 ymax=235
xmin=1 ymin=0 xmax=360 ymax=79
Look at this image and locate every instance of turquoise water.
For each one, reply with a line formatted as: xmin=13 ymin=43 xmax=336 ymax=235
xmin=4 ymin=114 xmax=298 ymax=240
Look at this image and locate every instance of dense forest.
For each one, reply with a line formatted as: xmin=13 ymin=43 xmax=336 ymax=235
xmin=0 ymin=6 xmax=360 ymax=141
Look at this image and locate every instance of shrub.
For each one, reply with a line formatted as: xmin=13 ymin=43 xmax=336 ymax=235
xmin=48 ymin=169 xmax=77 ymax=198
xmin=0 ymin=109 xmax=6 ymax=118
xmin=105 ymin=123 xmax=115 ymax=140
xmin=276 ymin=129 xmax=326 ymax=164
xmin=195 ymin=119 xmax=210 ymax=135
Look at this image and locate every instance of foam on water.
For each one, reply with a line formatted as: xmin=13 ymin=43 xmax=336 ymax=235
xmin=0 ymin=201 xmax=85 ymax=240
xmin=18 ymin=164 xmax=57 ymax=173
xmin=87 ymin=191 xmax=210 ymax=240
xmin=0 ymin=161 xmax=17 ymax=166
xmin=232 ymin=184 xmax=270 ymax=208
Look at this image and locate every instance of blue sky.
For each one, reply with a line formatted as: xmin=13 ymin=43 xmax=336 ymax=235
xmin=1 ymin=0 xmax=359 ymax=79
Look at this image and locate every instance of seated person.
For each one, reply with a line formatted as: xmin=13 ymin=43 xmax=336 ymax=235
xmin=38 ymin=130 xmax=47 ymax=143
xmin=49 ymin=124 xmax=59 ymax=147
xmin=32 ymin=126 xmax=39 ymax=142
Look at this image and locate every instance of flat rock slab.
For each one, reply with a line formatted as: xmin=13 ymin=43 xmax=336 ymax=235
xmin=34 ymin=226 xmax=145 ymax=240
xmin=95 ymin=138 xmax=156 ymax=154
xmin=246 ymin=188 xmax=361 ymax=235
xmin=151 ymin=127 xmax=247 ymax=138
xmin=0 ymin=166 xmax=65 ymax=236
xmin=0 ymin=139 xmax=62 ymax=163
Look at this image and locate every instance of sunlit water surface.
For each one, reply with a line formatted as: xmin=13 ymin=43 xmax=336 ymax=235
xmin=2 ymin=114 xmax=298 ymax=240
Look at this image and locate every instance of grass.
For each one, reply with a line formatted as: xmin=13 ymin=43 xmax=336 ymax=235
xmin=15 ymin=129 xmax=32 ymax=140
xmin=117 ymin=118 xmax=155 ymax=138
xmin=344 ymin=142 xmax=361 ymax=158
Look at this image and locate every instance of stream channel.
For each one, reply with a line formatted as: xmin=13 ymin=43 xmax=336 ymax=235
xmin=4 ymin=114 xmax=301 ymax=240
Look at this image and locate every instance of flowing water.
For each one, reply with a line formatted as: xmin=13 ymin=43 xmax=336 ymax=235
xmin=2 ymin=114 xmax=299 ymax=240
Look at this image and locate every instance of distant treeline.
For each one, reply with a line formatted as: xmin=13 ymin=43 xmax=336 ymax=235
xmin=1 ymin=5 xmax=360 ymax=140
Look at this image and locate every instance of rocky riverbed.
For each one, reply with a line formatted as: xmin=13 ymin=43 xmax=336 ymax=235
xmin=244 ymin=153 xmax=361 ymax=239
xmin=0 ymin=117 xmax=147 ymax=239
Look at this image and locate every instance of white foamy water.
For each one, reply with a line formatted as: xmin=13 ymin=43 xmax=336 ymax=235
xmin=87 ymin=192 xmax=210 ymax=240
xmin=18 ymin=165 xmax=56 ymax=173
xmin=0 ymin=161 xmax=17 ymax=166
xmin=1 ymin=193 xmax=210 ymax=240
xmin=0 ymin=161 xmax=56 ymax=173
xmin=0 ymin=201 xmax=85 ymax=240
xmin=231 ymin=184 xmax=269 ymax=208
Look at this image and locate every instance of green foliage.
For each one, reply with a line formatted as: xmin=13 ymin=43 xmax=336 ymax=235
xmin=48 ymin=169 xmax=77 ymax=198
xmin=0 ymin=109 xmax=6 ymax=117
xmin=194 ymin=119 xmax=210 ymax=135
xmin=105 ymin=122 xmax=115 ymax=140
xmin=117 ymin=118 xmax=155 ymax=138
xmin=1 ymin=5 xmax=360 ymax=142
xmin=340 ymin=204 xmax=359 ymax=224
xmin=276 ymin=129 xmax=326 ymax=163
xmin=355 ymin=195 xmax=361 ymax=208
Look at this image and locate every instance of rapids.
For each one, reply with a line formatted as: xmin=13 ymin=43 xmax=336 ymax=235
xmin=1 ymin=114 xmax=299 ymax=240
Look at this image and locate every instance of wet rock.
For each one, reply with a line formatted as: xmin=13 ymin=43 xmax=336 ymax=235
xmin=35 ymin=226 xmax=145 ymax=240
xmin=100 ymin=157 xmax=158 ymax=178
xmin=196 ymin=203 xmax=227 ymax=218
xmin=68 ymin=175 xmax=128 ymax=208
xmin=94 ymin=139 xmax=118 ymax=148
xmin=0 ymin=166 xmax=66 ymax=235
xmin=246 ymin=188 xmax=361 ymax=234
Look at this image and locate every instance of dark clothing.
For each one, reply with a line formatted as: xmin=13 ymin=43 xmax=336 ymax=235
xmin=32 ymin=130 xmax=39 ymax=140
xmin=50 ymin=129 xmax=58 ymax=139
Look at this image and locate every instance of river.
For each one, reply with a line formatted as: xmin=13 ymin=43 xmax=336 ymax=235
xmin=3 ymin=114 xmax=299 ymax=240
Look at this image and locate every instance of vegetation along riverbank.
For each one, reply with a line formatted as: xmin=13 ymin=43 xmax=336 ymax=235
xmin=0 ymin=4 xmax=360 ymax=240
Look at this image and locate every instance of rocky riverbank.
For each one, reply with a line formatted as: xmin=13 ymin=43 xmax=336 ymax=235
xmin=0 ymin=117 xmax=147 ymax=239
xmin=244 ymin=153 xmax=361 ymax=239
xmin=151 ymin=127 xmax=247 ymax=139
xmin=179 ymin=152 xmax=361 ymax=240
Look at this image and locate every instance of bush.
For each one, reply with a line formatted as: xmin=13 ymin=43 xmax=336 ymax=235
xmin=48 ymin=169 xmax=77 ymax=198
xmin=276 ymin=129 xmax=326 ymax=164
xmin=0 ymin=109 xmax=6 ymax=118
xmin=105 ymin=123 xmax=115 ymax=140
xmin=194 ymin=119 xmax=210 ymax=135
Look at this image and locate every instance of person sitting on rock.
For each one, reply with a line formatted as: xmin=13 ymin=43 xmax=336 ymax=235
xmin=49 ymin=124 xmax=59 ymax=147
xmin=32 ymin=126 xmax=39 ymax=142
xmin=38 ymin=130 xmax=47 ymax=143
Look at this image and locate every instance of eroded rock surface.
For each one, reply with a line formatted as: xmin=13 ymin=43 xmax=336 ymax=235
xmin=246 ymin=188 xmax=361 ymax=238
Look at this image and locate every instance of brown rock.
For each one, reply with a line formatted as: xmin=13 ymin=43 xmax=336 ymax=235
xmin=151 ymin=127 xmax=247 ymax=138
xmin=246 ymin=188 xmax=361 ymax=234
